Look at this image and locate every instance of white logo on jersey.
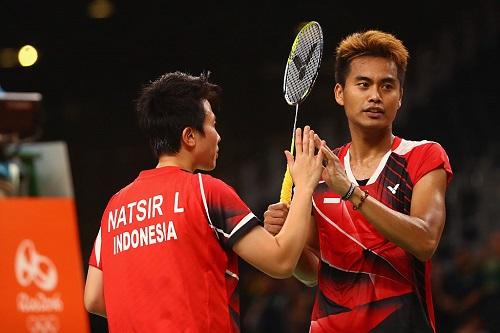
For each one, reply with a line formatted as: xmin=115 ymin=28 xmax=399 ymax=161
xmin=387 ymin=183 xmax=400 ymax=195
xmin=15 ymin=239 xmax=58 ymax=291
xmin=323 ymin=197 xmax=341 ymax=204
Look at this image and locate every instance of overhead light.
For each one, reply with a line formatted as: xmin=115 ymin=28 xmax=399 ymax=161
xmin=88 ymin=0 xmax=114 ymax=19
xmin=18 ymin=45 xmax=38 ymax=67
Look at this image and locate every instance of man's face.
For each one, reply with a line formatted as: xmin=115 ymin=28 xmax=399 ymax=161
xmin=334 ymin=56 xmax=402 ymax=131
xmin=194 ymin=99 xmax=220 ymax=171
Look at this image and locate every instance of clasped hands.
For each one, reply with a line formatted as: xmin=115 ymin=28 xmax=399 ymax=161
xmin=265 ymin=125 xmax=352 ymax=235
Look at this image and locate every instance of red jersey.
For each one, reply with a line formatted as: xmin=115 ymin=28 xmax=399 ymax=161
xmin=88 ymin=166 xmax=259 ymax=332
xmin=310 ymin=137 xmax=453 ymax=333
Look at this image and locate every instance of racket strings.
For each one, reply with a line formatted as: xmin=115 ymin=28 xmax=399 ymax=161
xmin=280 ymin=21 xmax=323 ymax=204
xmin=284 ymin=23 xmax=323 ymax=105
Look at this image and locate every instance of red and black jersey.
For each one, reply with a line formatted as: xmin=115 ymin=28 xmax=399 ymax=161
xmin=88 ymin=166 xmax=259 ymax=333
xmin=310 ymin=137 xmax=453 ymax=333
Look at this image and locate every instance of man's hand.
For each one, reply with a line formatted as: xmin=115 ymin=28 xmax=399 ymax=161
xmin=263 ymin=202 xmax=289 ymax=236
xmin=316 ymin=136 xmax=351 ymax=196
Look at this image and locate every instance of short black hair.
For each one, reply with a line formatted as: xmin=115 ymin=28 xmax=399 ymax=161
xmin=136 ymin=71 xmax=221 ymax=157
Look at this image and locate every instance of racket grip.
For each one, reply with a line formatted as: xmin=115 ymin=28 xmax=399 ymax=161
xmin=279 ymin=167 xmax=293 ymax=204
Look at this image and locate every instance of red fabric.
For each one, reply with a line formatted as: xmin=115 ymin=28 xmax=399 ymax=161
xmin=310 ymin=137 xmax=452 ymax=332
xmin=89 ymin=166 xmax=259 ymax=332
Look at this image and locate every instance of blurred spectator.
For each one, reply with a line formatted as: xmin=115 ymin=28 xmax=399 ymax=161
xmin=478 ymin=229 xmax=500 ymax=333
xmin=240 ymin=263 xmax=314 ymax=333
xmin=433 ymin=244 xmax=485 ymax=333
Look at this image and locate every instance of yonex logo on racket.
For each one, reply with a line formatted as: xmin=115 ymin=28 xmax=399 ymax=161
xmin=293 ymin=43 xmax=318 ymax=80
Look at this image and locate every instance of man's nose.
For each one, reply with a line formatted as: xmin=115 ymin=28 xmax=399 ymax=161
xmin=368 ymin=87 xmax=382 ymax=103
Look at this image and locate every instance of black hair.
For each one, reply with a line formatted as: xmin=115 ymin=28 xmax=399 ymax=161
xmin=135 ymin=71 xmax=221 ymax=157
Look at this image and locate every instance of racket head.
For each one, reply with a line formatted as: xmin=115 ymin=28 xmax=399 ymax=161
xmin=283 ymin=21 xmax=324 ymax=106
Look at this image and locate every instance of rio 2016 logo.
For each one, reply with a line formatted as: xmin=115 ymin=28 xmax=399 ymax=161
xmin=25 ymin=315 xmax=60 ymax=333
xmin=14 ymin=239 xmax=63 ymax=333
xmin=15 ymin=239 xmax=58 ymax=291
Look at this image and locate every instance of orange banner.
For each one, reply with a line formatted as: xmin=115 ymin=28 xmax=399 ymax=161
xmin=0 ymin=198 xmax=90 ymax=333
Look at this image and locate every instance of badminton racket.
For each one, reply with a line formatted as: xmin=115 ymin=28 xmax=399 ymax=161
xmin=280 ymin=21 xmax=323 ymax=204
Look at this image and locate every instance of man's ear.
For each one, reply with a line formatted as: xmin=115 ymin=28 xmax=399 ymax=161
xmin=181 ymin=127 xmax=196 ymax=148
xmin=398 ymin=88 xmax=403 ymax=109
xmin=334 ymin=83 xmax=344 ymax=106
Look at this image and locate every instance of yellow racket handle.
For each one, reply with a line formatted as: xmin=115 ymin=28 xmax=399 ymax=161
xmin=280 ymin=167 xmax=293 ymax=204
xmin=279 ymin=104 xmax=298 ymax=204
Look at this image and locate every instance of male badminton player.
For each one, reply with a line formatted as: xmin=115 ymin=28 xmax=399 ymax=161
xmin=264 ymin=30 xmax=453 ymax=332
xmin=84 ymin=71 xmax=325 ymax=332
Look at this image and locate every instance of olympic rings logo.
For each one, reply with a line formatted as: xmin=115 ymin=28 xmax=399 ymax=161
xmin=15 ymin=239 xmax=58 ymax=291
xmin=25 ymin=315 xmax=60 ymax=333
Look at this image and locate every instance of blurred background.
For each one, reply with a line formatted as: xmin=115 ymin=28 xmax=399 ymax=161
xmin=1 ymin=1 xmax=499 ymax=332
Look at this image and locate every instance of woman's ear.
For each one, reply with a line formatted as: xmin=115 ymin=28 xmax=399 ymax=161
xmin=181 ymin=127 xmax=196 ymax=148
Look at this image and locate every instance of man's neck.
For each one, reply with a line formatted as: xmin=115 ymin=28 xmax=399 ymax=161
xmin=349 ymin=128 xmax=394 ymax=164
xmin=156 ymin=153 xmax=194 ymax=172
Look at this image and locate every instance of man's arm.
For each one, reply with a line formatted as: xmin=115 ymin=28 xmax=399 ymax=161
xmin=84 ymin=266 xmax=107 ymax=318
xmin=263 ymin=204 xmax=320 ymax=286
xmin=348 ymin=168 xmax=448 ymax=261
xmin=234 ymin=126 xmax=324 ymax=279
xmin=233 ymin=186 xmax=315 ymax=279
xmin=293 ymin=215 xmax=320 ymax=286
xmin=319 ymin=142 xmax=449 ymax=262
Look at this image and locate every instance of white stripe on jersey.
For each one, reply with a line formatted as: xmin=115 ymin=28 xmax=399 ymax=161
xmin=321 ymin=256 xmax=375 ymax=275
xmin=344 ymin=149 xmax=392 ymax=186
xmin=95 ymin=228 xmax=102 ymax=267
xmin=229 ymin=212 xmax=255 ymax=238
xmin=343 ymin=139 xmax=434 ymax=187
xmin=312 ymin=198 xmax=368 ymax=250
xmin=198 ymin=174 xmax=256 ymax=240
xmin=198 ymin=173 xmax=220 ymax=240
xmin=211 ymin=212 xmax=256 ymax=239
xmin=225 ymin=269 xmax=239 ymax=280
xmin=393 ymin=139 xmax=432 ymax=155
